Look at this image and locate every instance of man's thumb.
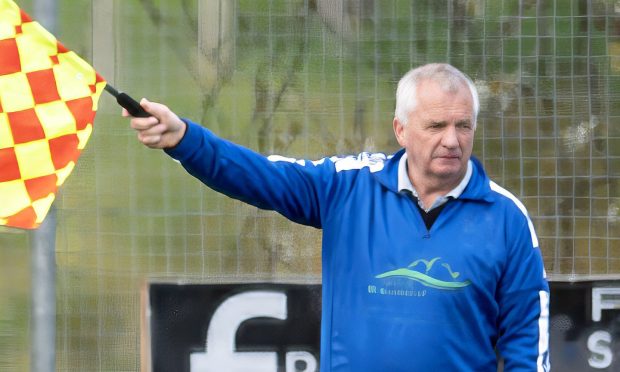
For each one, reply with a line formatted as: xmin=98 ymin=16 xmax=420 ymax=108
xmin=139 ymin=98 xmax=167 ymax=119
xmin=139 ymin=98 xmax=152 ymax=113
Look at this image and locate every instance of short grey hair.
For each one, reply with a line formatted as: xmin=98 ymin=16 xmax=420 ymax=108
xmin=394 ymin=63 xmax=479 ymax=128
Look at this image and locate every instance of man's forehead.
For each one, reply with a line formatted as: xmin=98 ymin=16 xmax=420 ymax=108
xmin=413 ymin=97 xmax=475 ymax=122
xmin=419 ymin=110 xmax=474 ymax=122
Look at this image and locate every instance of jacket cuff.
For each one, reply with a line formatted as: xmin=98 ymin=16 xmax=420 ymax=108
xmin=164 ymin=118 xmax=201 ymax=161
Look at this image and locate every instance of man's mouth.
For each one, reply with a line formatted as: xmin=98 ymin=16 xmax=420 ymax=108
xmin=437 ymin=154 xmax=460 ymax=159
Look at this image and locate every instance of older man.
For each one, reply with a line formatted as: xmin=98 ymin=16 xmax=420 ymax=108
xmin=126 ymin=63 xmax=549 ymax=371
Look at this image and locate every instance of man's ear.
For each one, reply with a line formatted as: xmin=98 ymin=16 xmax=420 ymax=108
xmin=393 ymin=117 xmax=406 ymax=147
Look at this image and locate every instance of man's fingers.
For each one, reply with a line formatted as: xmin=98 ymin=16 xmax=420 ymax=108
xmin=138 ymin=122 xmax=168 ymax=137
xmin=138 ymin=132 xmax=163 ymax=147
xmin=130 ymin=116 xmax=159 ymax=131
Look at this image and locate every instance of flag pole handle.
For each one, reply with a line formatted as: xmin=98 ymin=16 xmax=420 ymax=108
xmin=104 ymin=84 xmax=150 ymax=118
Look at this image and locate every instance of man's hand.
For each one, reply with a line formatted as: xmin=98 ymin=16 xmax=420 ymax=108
xmin=123 ymin=98 xmax=187 ymax=149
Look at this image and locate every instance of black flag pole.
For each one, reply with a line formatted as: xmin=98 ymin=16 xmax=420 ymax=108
xmin=104 ymin=84 xmax=151 ymax=117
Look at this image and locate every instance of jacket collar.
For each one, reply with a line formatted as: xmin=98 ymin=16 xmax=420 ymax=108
xmin=373 ymin=149 xmax=495 ymax=203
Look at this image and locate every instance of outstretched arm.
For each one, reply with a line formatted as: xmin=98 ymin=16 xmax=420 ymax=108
xmin=123 ymin=100 xmax=333 ymax=228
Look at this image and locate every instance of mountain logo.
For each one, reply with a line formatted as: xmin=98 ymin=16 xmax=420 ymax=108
xmin=375 ymin=257 xmax=471 ymax=290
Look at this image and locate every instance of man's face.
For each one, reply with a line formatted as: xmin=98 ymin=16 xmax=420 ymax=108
xmin=393 ymin=79 xmax=475 ymax=186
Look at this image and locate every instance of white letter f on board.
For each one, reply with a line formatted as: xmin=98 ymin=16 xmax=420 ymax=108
xmin=190 ymin=291 xmax=287 ymax=372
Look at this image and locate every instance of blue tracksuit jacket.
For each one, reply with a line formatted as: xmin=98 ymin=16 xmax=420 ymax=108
xmin=166 ymin=120 xmax=550 ymax=371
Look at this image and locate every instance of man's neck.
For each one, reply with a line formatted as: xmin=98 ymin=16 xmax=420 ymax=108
xmin=397 ymin=154 xmax=472 ymax=211
xmin=408 ymin=168 xmax=466 ymax=209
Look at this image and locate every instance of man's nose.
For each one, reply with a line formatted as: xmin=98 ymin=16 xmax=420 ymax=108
xmin=441 ymin=125 xmax=459 ymax=148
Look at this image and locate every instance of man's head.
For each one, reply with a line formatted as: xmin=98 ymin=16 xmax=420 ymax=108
xmin=393 ymin=63 xmax=478 ymax=189
xmin=394 ymin=63 xmax=479 ymax=128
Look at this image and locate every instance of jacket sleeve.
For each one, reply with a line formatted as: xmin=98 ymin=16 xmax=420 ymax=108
xmin=495 ymin=213 xmax=550 ymax=372
xmin=164 ymin=119 xmax=335 ymax=228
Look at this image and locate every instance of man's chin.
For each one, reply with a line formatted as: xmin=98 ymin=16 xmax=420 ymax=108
xmin=431 ymin=164 xmax=466 ymax=180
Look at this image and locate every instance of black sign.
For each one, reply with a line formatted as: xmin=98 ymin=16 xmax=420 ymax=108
xmin=147 ymin=283 xmax=321 ymax=372
xmin=147 ymin=281 xmax=620 ymax=371
xmin=550 ymin=281 xmax=620 ymax=371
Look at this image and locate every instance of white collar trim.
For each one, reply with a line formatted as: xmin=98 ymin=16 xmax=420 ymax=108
xmin=397 ymin=153 xmax=472 ymax=211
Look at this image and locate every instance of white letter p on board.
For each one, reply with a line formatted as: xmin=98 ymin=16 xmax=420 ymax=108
xmin=190 ymin=291 xmax=287 ymax=372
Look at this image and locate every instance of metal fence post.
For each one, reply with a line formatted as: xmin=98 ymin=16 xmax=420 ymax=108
xmin=30 ymin=206 xmax=57 ymax=372
xmin=30 ymin=2 xmax=58 ymax=371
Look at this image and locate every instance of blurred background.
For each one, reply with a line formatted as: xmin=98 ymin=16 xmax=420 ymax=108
xmin=1 ymin=0 xmax=619 ymax=370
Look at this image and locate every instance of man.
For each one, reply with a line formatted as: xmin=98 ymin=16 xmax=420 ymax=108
xmin=126 ymin=63 xmax=550 ymax=371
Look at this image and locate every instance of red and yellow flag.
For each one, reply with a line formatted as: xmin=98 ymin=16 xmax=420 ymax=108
xmin=0 ymin=0 xmax=106 ymax=229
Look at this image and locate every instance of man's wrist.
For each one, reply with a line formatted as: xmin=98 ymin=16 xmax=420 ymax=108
xmin=165 ymin=119 xmax=188 ymax=150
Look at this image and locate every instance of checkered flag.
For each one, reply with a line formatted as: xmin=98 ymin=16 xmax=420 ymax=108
xmin=0 ymin=0 xmax=106 ymax=229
